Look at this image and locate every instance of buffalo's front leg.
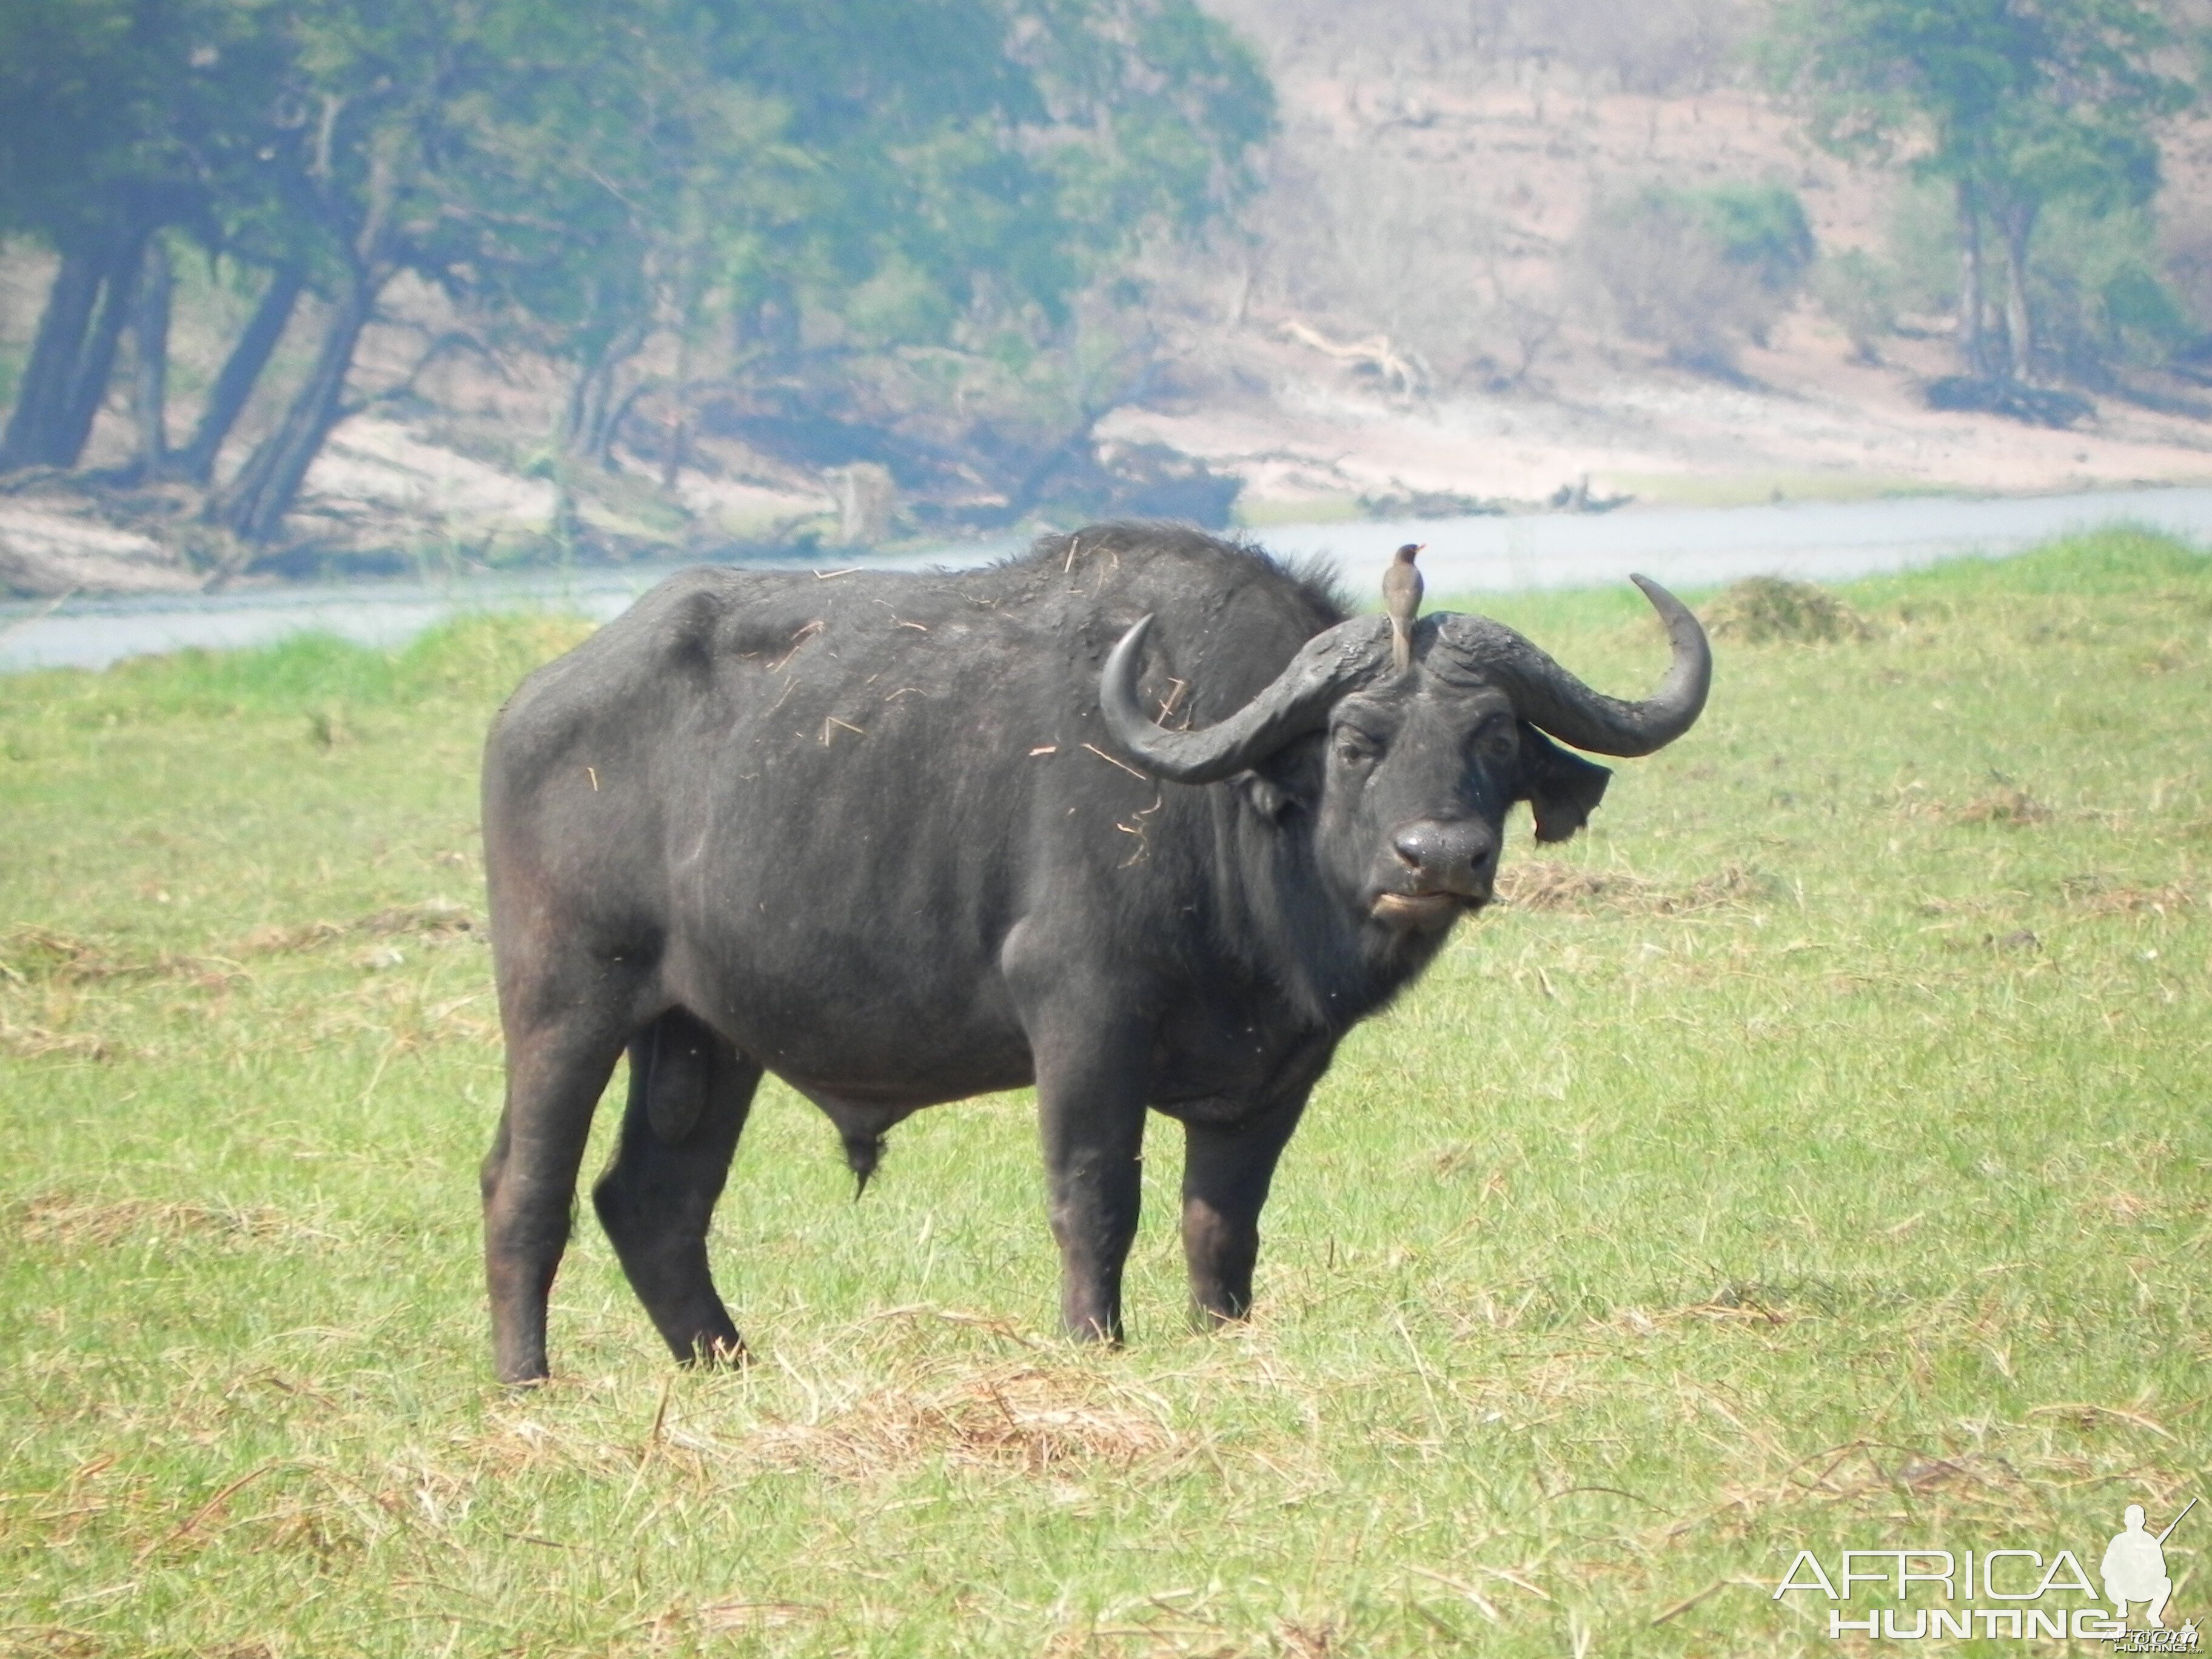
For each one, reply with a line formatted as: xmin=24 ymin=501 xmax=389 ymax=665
xmin=1017 ymin=996 xmax=1151 ymax=1341
xmin=592 ymin=1008 xmax=762 ymax=1367
xmin=1038 ymin=1069 xmax=1148 ymax=1342
xmin=1181 ymin=1091 xmax=1310 ymax=1329
xmin=1005 ymin=927 xmax=1156 ymax=1342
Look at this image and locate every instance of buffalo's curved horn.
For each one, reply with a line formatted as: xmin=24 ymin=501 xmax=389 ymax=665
xmin=1436 ymin=574 xmax=1709 ymax=756
xmin=1099 ymin=614 xmax=1389 ymax=783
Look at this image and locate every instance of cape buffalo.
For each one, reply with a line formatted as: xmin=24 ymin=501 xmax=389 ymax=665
xmin=480 ymin=523 xmax=1709 ymax=1382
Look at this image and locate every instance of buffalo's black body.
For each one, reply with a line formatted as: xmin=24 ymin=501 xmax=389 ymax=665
xmin=480 ymin=523 xmax=1708 ymax=1381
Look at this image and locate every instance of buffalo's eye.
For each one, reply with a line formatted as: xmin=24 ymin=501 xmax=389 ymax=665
xmin=1333 ymin=731 xmax=1381 ymax=767
xmin=1475 ymin=726 xmax=1518 ymax=762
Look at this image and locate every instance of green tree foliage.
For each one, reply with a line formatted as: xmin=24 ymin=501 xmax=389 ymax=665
xmin=494 ymin=0 xmax=1275 ymax=484
xmin=2030 ymin=198 xmax=2199 ymax=378
xmin=1768 ymin=0 xmax=2196 ymax=384
xmin=1690 ymin=183 xmax=1817 ymax=295
xmin=208 ymin=0 xmax=597 ymax=542
xmin=0 ymin=0 xmax=1272 ymax=544
xmin=0 ymin=0 xmax=292 ymax=470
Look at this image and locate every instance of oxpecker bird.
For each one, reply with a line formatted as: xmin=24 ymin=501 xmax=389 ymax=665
xmin=1383 ymin=543 xmax=1424 ymax=673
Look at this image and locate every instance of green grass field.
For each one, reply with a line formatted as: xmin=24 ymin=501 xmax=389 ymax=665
xmin=1 ymin=532 xmax=2207 ymax=1657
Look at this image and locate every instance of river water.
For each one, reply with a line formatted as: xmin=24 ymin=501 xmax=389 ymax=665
xmin=5 ymin=484 xmax=2210 ymax=673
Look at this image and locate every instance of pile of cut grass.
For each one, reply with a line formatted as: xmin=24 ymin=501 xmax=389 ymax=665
xmin=1 ymin=532 xmax=2207 ymax=1657
xmin=1699 ymin=575 xmax=1873 ymax=644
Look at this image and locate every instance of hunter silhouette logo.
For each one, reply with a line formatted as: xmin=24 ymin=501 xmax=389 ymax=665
xmin=1773 ymin=1498 xmax=2199 ymax=1645
xmin=2103 ymin=1502 xmax=2187 ymax=1630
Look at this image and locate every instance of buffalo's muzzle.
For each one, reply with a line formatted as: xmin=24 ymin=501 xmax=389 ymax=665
xmin=1373 ymin=819 xmax=1497 ymax=928
xmin=1390 ymin=819 xmax=1496 ymax=893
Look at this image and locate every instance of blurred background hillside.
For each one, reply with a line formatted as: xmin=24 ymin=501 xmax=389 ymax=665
xmin=7 ymin=0 xmax=2212 ymax=594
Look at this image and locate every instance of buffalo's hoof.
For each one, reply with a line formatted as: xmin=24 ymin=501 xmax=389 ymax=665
xmin=679 ymin=1334 xmax=749 ymax=1370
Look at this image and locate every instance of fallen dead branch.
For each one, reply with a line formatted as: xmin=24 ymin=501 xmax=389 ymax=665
xmin=1279 ymin=318 xmax=1429 ymax=396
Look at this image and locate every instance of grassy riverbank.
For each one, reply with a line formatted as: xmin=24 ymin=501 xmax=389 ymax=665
xmin=2 ymin=531 xmax=2207 ymax=1656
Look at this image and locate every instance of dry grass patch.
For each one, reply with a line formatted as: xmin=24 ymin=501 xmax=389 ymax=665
xmin=1496 ymin=860 xmax=1765 ymax=914
xmin=1037 ymin=1598 xmax=1292 ymax=1659
xmin=11 ymin=1193 xmax=327 ymax=1250
xmin=1889 ymin=784 xmax=2062 ymax=826
xmin=689 ymin=1598 xmax=828 ymax=1634
xmin=749 ymin=1362 xmax=1186 ymax=1480
xmin=1607 ymin=1297 xmax=1798 ymax=1335
xmin=234 ymin=899 xmax=482 ymax=957
xmin=357 ymin=899 xmax=481 ymax=939
xmin=304 ymin=977 xmax=497 ymax=1048
xmin=0 ymin=1022 xmax=116 ymax=1062
xmin=232 ymin=920 xmax=347 ymax=954
xmin=0 ymin=927 xmax=145 ymax=985
xmin=637 ymin=1602 xmax=835 ymax=1659
xmin=2059 ymin=874 xmax=2194 ymax=914
xmin=0 ymin=926 xmax=248 ymax=996
xmin=0 ymin=1629 xmax=108 ymax=1658
xmin=1950 ymin=785 xmax=2051 ymax=825
xmin=1888 ymin=781 xmax=2060 ymax=825
xmin=2076 ymin=1187 xmax=2161 ymax=1225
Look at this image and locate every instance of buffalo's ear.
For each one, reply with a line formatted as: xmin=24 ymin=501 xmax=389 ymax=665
xmin=1242 ymin=732 xmax=1322 ymax=822
xmin=1518 ymin=723 xmax=1611 ymax=842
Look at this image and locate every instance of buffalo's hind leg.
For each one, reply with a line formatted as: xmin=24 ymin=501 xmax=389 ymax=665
xmin=592 ymin=1009 xmax=761 ymax=1367
xmin=1181 ymin=1091 xmax=1311 ymax=1330
xmin=482 ymin=1002 xmax=635 ymax=1386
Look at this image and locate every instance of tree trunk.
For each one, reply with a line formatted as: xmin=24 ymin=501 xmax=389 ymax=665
xmin=2 ymin=226 xmax=159 ymax=471
xmin=132 ymin=238 xmax=173 ymax=475
xmin=597 ymin=378 xmax=654 ymax=468
xmin=1999 ymin=199 xmax=2039 ymax=384
xmin=561 ymin=345 xmax=617 ymax=469
xmin=561 ymin=317 xmax=648 ymax=471
xmin=0 ymin=247 xmax=105 ymax=470
xmin=1956 ymin=178 xmax=1991 ymax=378
xmin=214 ymin=266 xmax=380 ymax=544
xmin=559 ymin=347 xmax=605 ymax=464
xmin=178 ymin=263 xmax=304 ymax=485
xmin=53 ymin=229 xmax=149 ymax=467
